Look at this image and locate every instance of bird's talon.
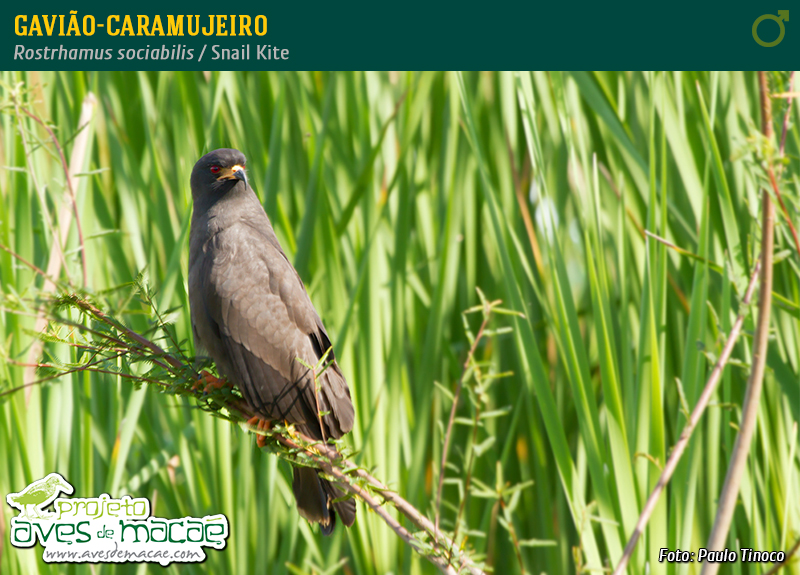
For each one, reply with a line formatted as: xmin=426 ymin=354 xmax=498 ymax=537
xmin=193 ymin=370 xmax=226 ymax=394
xmin=246 ymin=416 xmax=273 ymax=448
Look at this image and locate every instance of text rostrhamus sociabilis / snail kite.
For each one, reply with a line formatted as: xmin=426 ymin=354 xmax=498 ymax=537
xmin=188 ymin=148 xmax=356 ymax=534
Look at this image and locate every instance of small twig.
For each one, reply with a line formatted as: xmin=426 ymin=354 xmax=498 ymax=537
xmin=298 ymin=347 xmax=334 ymax=445
xmin=18 ymin=92 xmax=96 ymax=403
xmin=778 ymin=72 xmax=794 ymax=157
xmin=702 ymin=70 xmax=777 ymax=575
xmin=0 ymin=241 xmax=188 ymax=385
xmin=502 ymin=499 xmax=527 ymax=573
xmin=612 ymin=261 xmax=761 ymax=575
xmin=598 ymin=162 xmax=645 ymax=238
xmin=599 ymin=162 xmax=691 ymax=314
xmin=771 ymin=73 xmax=800 ymax=258
xmin=506 ymin=131 xmax=544 ymax=276
xmin=0 ymin=243 xmax=58 ymax=287
xmin=766 ymin=167 xmax=800 ymax=257
xmin=0 ymin=350 xmax=172 ymax=399
xmin=10 ymin=90 xmax=71 ymax=288
xmin=355 ymin=465 xmax=483 ymax=574
xmin=18 ymin=100 xmax=92 ymax=286
xmin=273 ymin=432 xmax=468 ymax=575
xmin=70 ymin=297 xmax=187 ymax=373
xmin=763 ymin=536 xmax=800 ymax=575
xmin=135 ymin=279 xmax=196 ymax=377
xmin=448 ymin=395 xmax=482 ymax=566
xmin=434 ymin=303 xmax=491 ymax=543
xmin=355 ymin=461 xmax=485 ymax=574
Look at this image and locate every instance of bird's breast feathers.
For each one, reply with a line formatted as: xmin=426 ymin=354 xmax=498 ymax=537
xmin=199 ymin=221 xmax=320 ymax=353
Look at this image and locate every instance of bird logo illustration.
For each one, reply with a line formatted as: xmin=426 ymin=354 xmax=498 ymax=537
xmin=6 ymin=473 xmax=73 ymax=519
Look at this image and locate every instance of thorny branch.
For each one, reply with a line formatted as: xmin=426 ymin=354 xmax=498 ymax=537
xmin=434 ymin=291 xmax=522 ymax=569
xmin=0 ymin=244 xmax=488 ymax=575
xmin=435 ymin=303 xmax=491 ymax=541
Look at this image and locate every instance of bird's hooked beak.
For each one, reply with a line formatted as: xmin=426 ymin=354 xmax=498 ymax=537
xmin=217 ymin=164 xmax=248 ymax=188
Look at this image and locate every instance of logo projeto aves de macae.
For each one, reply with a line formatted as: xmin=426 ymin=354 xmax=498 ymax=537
xmin=6 ymin=473 xmax=229 ymax=565
xmin=753 ymin=10 xmax=789 ymax=47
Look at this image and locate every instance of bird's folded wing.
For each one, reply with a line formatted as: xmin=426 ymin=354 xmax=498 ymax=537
xmin=201 ymin=222 xmax=354 ymax=439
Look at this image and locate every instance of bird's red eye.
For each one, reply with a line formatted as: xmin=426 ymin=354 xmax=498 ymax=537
xmin=210 ymin=165 xmax=221 ymax=174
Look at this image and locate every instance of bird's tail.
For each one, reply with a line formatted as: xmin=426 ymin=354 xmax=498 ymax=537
xmin=292 ymin=466 xmax=356 ymax=535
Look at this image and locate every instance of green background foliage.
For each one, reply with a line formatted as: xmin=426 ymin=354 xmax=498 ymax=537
xmin=1 ymin=71 xmax=798 ymax=574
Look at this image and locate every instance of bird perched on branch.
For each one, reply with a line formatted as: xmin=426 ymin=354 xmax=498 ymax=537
xmin=188 ymin=148 xmax=356 ymax=534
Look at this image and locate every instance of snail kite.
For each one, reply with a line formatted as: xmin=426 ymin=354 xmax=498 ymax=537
xmin=188 ymin=148 xmax=356 ymax=534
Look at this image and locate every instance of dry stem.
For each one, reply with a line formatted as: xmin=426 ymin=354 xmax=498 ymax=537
xmin=612 ymin=262 xmax=761 ymax=575
xmin=19 ymin=93 xmax=96 ymax=403
xmin=701 ymin=69 xmax=777 ymax=575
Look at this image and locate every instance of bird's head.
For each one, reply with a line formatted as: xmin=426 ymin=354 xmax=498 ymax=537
xmin=55 ymin=476 xmax=72 ymax=491
xmin=190 ymin=148 xmax=249 ymax=202
xmin=46 ymin=474 xmax=73 ymax=494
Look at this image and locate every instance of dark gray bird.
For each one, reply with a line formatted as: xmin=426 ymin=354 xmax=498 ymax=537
xmin=188 ymin=148 xmax=356 ymax=534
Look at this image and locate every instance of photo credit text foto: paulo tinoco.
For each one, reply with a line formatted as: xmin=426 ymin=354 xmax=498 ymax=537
xmin=658 ymin=548 xmax=786 ymax=564
xmin=210 ymin=44 xmax=288 ymax=60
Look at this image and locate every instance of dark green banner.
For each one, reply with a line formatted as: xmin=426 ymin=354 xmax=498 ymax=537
xmin=5 ymin=1 xmax=796 ymax=70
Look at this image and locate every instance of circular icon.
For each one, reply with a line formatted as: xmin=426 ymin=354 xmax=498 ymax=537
xmin=753 ymin=11 xmax=789 ymax=47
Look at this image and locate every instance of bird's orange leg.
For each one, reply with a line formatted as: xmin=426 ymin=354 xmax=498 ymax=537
xmin=246 ymin=416 xmax=273 ymax=448
xmin=192 ymin=370 xmax=227 ymax=394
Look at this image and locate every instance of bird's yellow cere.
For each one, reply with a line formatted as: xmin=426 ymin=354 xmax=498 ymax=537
xmin=216 ymin=165 xmax=246 ymax=181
